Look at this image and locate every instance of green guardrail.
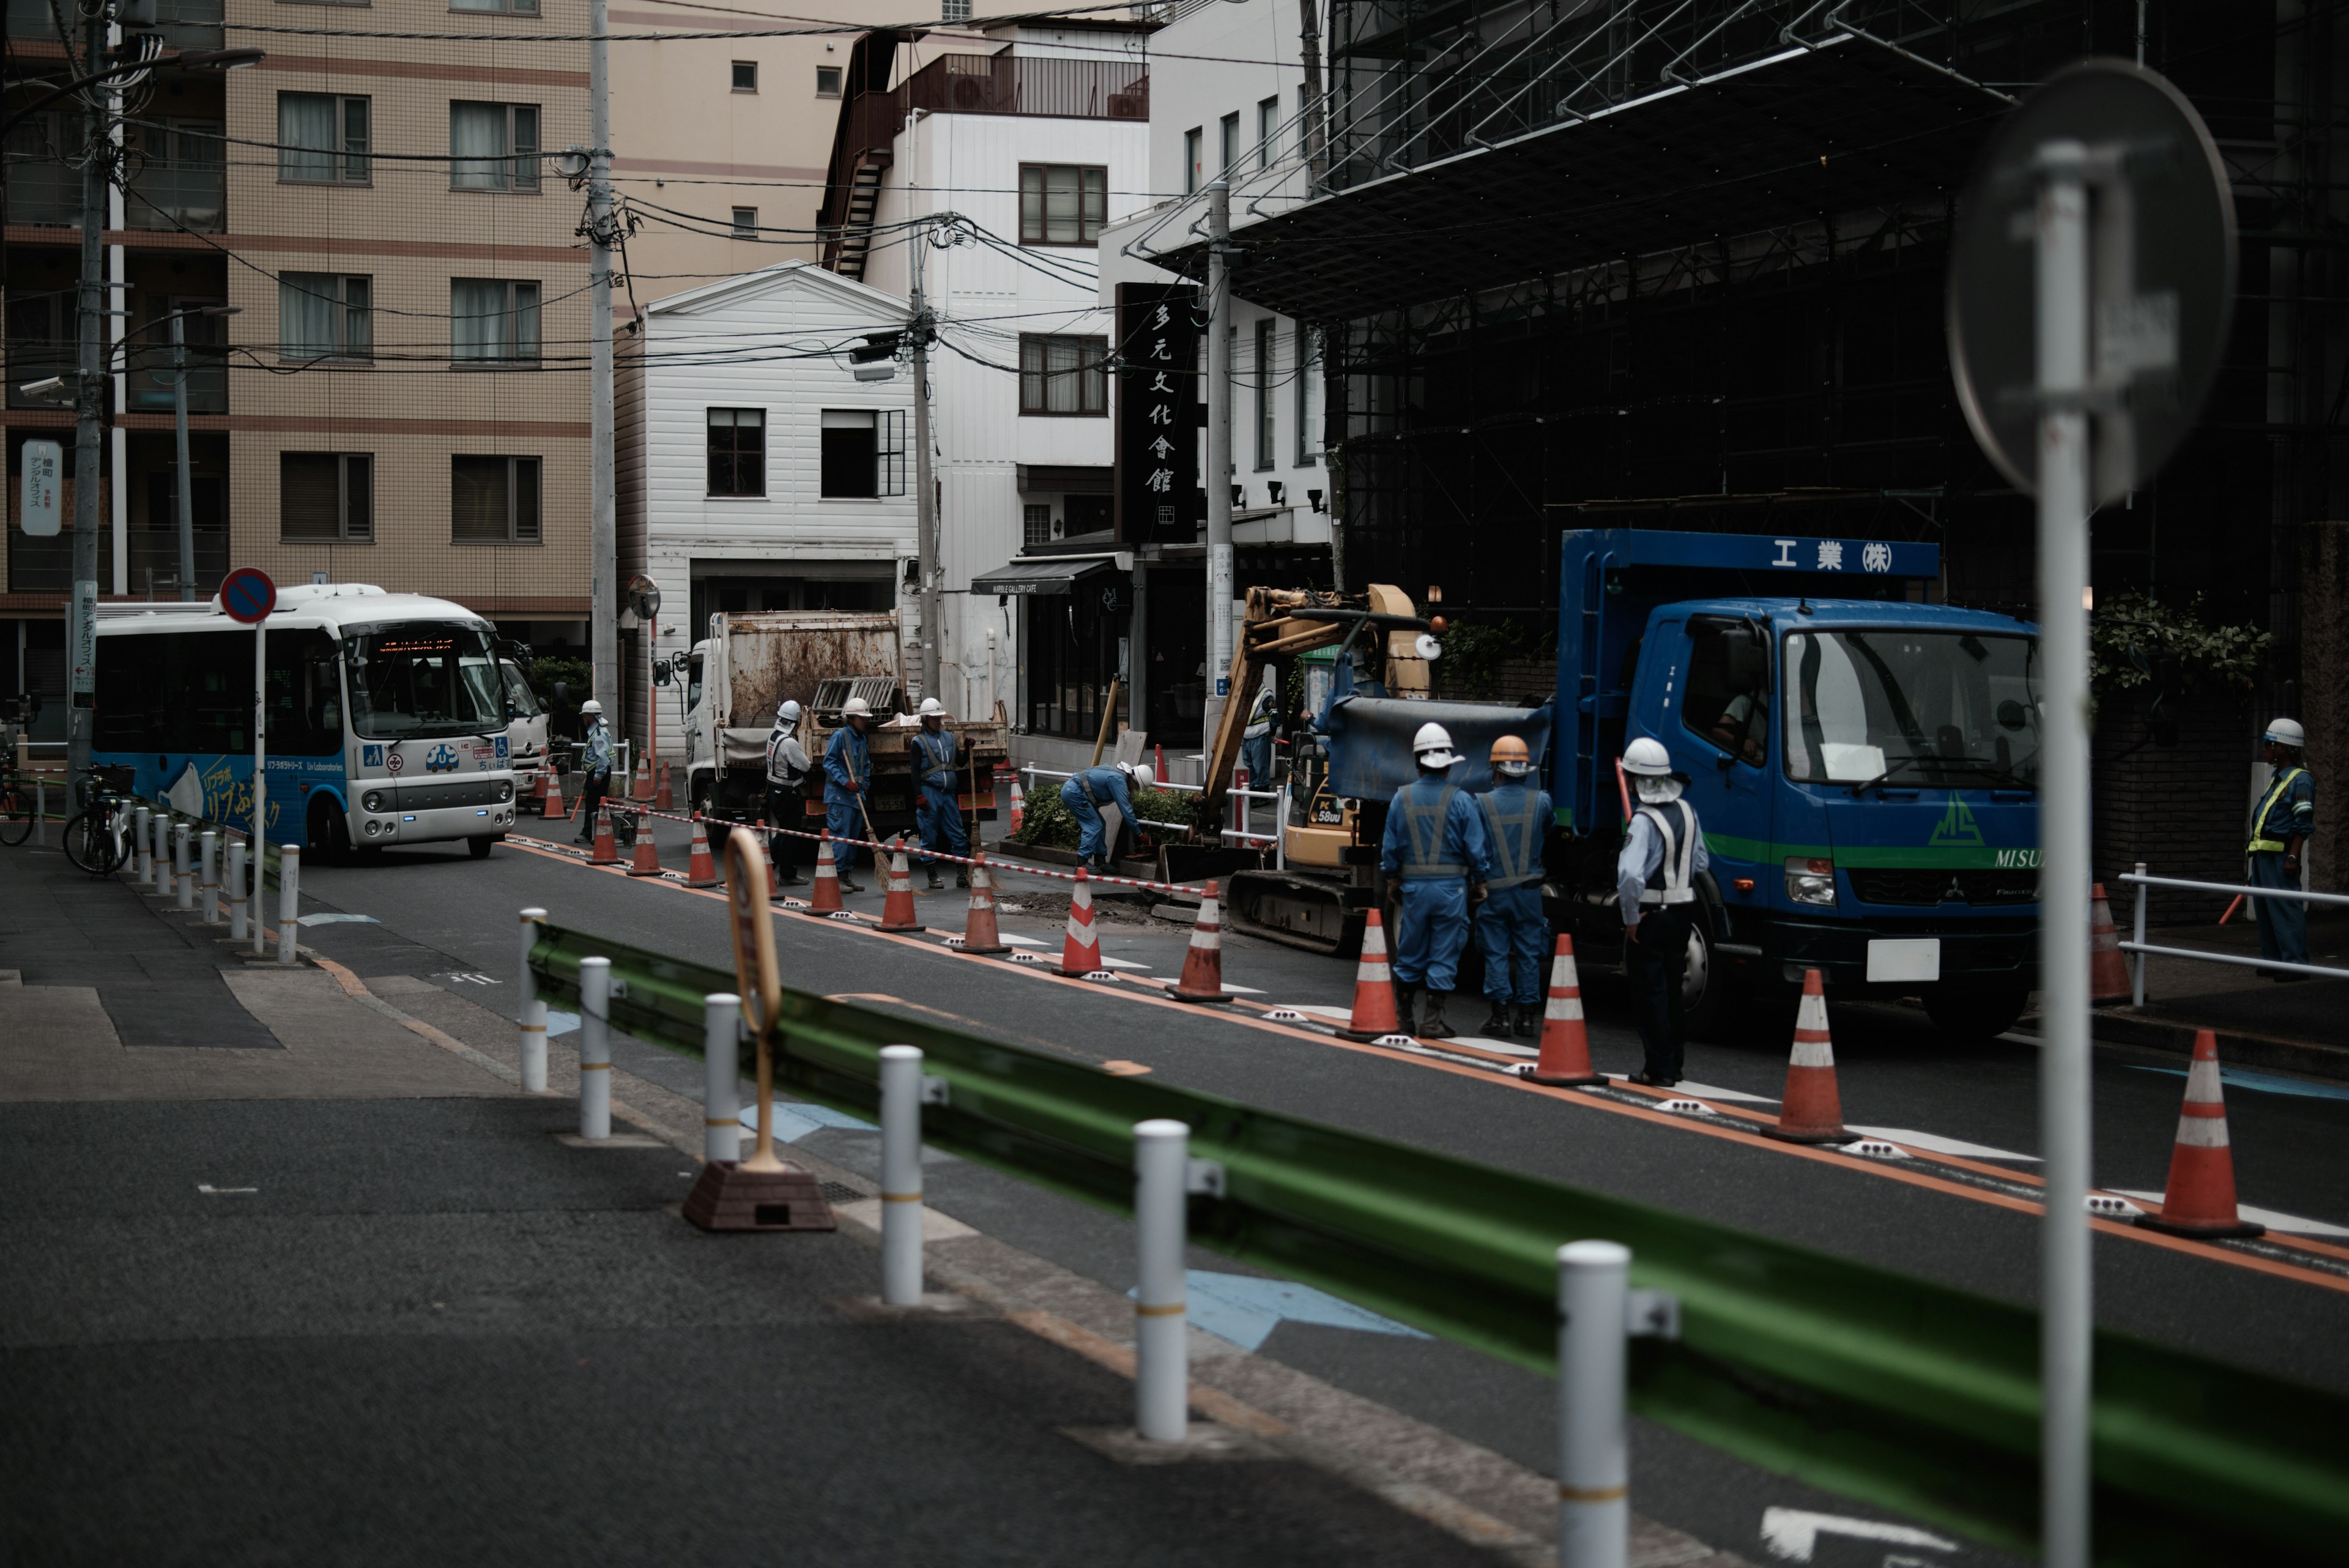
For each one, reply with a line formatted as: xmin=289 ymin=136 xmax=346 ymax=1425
xmin=529 ymin=920 xmax=2349 ymax=1566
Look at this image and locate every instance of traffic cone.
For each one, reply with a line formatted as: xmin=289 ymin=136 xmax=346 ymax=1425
xmin=1524 ymin=935 xmax=1602 ymax=1086
xmin=1763 ymin=968 xmax=1857 ymax=1144
xmin=756 ymin=819 xmax=781 ymax=898
xmin=683 ymin=816 xmax=719 ymax=888
xmin=2135 ymin=1030 xmax=2265 ymax=1239
xmin=1336 ymin=908 xmax=1403 ymax=1041
xmin=588 ymin=803 xmax=619 ymax=865
xmin=536 ymin=770 xmax=568 ymax=820
xmin=959 ymin=852 xmax=1011 ymax=954
xmin=1008 ymin=778 xmax=1025 ymax=835
xmin=807 ymin=831 xmax=844 ymax=914
xmin=1058 ymin=868 xmax=1102 ymax=976
xmin=1168 ymin=880 xmax=1232 ymax=1003
xmin=656 ymin=760 xmax=674 ymax=811
xmin=625 ymin=811 xmax=664 ymax=876
xmin=877 ymin=836 xmax=924 ymax=933
xmin=1154 ymin=743 xmax=1165 ymax=780
xmin=2090 ymin=882 xmax=2131 ymax=1004
xmin=631 ymin=754 xmax=653 ymax=802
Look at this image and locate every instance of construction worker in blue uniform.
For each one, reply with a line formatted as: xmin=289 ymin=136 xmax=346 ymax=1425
xmin=2249 ymin=717 xmax=2316 ymax=979
xmin=910 ymin=697 xmax=969 ymax=890
xmin=1060 ymin=760 xmax=1151 ymax=872
xmin=822 ymin=694 xmax=874 ymax=893
xmin=1379 ymin=721 xmax=1491 ymax=1041
xmin=1475 ymin=734 xmax=1551 ymax=1040
xmin=1241 ymin=682 xmax=1276 ymax=786
xmin=1618 ymin=735 xmax=1709 ymax=1087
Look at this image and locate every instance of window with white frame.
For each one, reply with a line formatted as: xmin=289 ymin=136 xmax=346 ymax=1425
xmin=1023 ymin=503 xmax=1052 ymax=546
xmin=450 ymin=101 xmax=539 ymax=191
xmin=280 ymin=272 xmax=371 ymax=360
xmin=278 ymin=93 xmax=368 ymax=183
xmin=451 ymin=278 xmax=540 ymax=363
xmin=731 ymin=206 xmax=757 ymax=238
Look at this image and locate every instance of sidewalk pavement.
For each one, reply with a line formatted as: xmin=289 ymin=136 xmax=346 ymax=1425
xmin=2069 ymin=907 xmax=2349 ymax=1081
xmin=0 ymin=841 xmax=1747 ymax=1568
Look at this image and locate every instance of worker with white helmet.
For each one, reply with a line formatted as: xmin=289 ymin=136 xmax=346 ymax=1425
xmin=762 ymin=698 xmax=810 ymax=886
xmin=1616 ymin=735 xmax=1710 ymax=1087
xmin=2249 ymin=718 xmax=2315 ymax=978
xmin=1378 ymin=720 xmax=1492 ymax=1039
xmin=821 ymin=694 xmax=875 ymax=891
xmin=1059 ymin=759 xmax=1151 ymax=873
xmin=1474 ymin=734 xmax=1552 ymax=1039
xmin=571 ymin=697 xmax=613 ymax=845
xmin=910 ymin=696 xmax=969 ymax=890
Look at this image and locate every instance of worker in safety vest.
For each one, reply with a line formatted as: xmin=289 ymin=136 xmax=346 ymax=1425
xmin=2248 ymin=718 xmax=2316 ymax=979
xmin=1474 ymin=735 xmax=1551 ymax=1039
xmin=822 ymin=695 xmax=874 ymax=893
xmin=1379 ymin=722 xmax=1491 ymax=1040
xmin=910 ymin=697 xmax=969 ymax=890
xmin=1617 ymin=736 xmax=1709 ymax=1086
xmin=1241 ymin=682 xmax=1276 ymax=786
xmin=762 ymin=699 xmax=810 ymax=885
xmin=1061 ymin=760 xmax=1150 ymax=873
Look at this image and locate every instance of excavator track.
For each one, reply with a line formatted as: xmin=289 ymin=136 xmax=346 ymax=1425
xmin=1225 ymin=870 xmax=1367 ymax=959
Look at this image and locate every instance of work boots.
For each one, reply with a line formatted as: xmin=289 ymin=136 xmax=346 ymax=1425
xmin=1419 ymin=990 xmax=1455 ymax=1039
xmin=1513 ymin=1003 xmax=1540 ymax=1039
xmin=1393 ymin=982 xmax=1422 ymax=1036
xmin=1481 ymin=1000 xmax=1513 ymax=1039
xmin=956 ymin=869 xmax=970 ymax=888
xmin=926 ymin=867 xmax=944 ymax=891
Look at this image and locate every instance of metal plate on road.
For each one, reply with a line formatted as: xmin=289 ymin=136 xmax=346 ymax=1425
xmin=220 ymin=567 xmax=277 ymax=624
xmin=1948 ymin=59 xmax=2236 ymax=505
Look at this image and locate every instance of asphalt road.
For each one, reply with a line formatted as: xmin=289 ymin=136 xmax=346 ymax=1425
xmin=287 ymin=820 xmax=2349 ymax=1568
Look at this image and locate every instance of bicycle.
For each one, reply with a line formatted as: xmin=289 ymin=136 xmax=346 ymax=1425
xmin=0 ymin=771 xmax=33 ymax=847
xmin=61 ymin=767 xmax=136 ymax=877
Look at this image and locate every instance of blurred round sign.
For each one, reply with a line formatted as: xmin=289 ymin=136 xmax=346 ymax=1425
xmin=220 ymin=567 xmax=276 ymax=624
xmin=626 ymin=572 xmax=662 ymax=622
xmin=1947 ymin=59 xmax=2235 ymax=506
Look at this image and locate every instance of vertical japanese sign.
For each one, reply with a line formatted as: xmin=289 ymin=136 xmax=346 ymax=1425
xmin=19 ymin=439 xmax=62 ymax=537
xmin=1113 ymin=283 xmax=1203 ymax=546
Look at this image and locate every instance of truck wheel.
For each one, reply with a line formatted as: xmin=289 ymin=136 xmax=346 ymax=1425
xmin=468 ymin=835 xmax=495 ymax=860
xmin=1923 ymin=981 xmax=2031 ymax=1042
xmin=308 ymin=799 xmax=352 ymax=865
xmin=690 ymin=774 xmax=713 ymax=816
xmin=1682 ymin=915 xmax=1728 ymax=1040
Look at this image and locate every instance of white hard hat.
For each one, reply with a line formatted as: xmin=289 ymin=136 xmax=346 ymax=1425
xmin=842 ymin=696 xmax=872 ymax=718
xmin=1622 ymin=737 xmax=1673 ymax=777
xmin=777 ymin=699 xmax=801 ymax=724
xmin=1412 ymin=721 xmax=1458 ymax=768
xmin=918 ymin=697 xmax=944 ymax=718
xmin=2265 ymin=717 xmax=2306 ymax=749
xmin=1132 ymin=765 xmax=1155 ymax=789
xmin=579 ymin=698 xmax=603 ymax=716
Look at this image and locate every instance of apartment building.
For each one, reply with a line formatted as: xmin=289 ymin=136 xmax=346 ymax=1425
xmin=3 ymin=0 xmax=590 ymax=739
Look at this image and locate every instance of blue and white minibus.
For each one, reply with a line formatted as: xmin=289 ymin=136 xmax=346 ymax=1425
xmin=94 ymin=584 xmax=520 ymax=856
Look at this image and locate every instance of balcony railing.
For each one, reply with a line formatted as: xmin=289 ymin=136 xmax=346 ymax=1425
xmin=124 ymin=163 xmax=226 ymax=231
xmin=5 ymin=0 xmax=222 ymax=47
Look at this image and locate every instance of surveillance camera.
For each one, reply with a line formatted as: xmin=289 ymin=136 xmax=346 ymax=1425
xmin=17 ymin=376 xmax=64 ymax=398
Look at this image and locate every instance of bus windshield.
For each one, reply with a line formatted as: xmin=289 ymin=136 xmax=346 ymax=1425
xmin=1784 ymin=629 xmax=2040 ymax=789
xmin=347 ymin=623 xmax=505 ymax=740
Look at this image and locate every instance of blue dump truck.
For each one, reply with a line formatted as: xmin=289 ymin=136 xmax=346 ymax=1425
xmin=1230 ymin=528 xmax=2040 ymax=1039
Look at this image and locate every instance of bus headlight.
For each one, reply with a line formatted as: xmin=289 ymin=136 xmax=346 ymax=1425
xmin=1784 ymin=856 xmax=1836 ymax=907
xmin=363 ymin=790 xmax=387 ymax=812
xmin=497 ymin=781 xmax=513 ymax=803
xmin=363 ymin=819 xmax=380 ymax=837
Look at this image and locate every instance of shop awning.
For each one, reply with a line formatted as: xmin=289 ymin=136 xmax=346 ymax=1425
xmin=970 ymin=553 xmax=1129 ymax=596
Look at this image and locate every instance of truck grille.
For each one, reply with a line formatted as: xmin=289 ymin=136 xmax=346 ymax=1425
xmin=1848 ymin=868 xmax=2037 ymax=907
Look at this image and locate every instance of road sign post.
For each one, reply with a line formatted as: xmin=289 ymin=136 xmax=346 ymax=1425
xmin=221 ymin=567 xmax=278 ymax=932
xmin=1948 ymin=60 xmax=2235 ymax=1568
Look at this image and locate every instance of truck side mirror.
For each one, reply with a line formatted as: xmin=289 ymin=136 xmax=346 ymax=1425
xmin=551 ymin=680 xmax=570 ymax=704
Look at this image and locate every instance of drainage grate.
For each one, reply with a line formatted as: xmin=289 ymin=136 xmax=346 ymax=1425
xmin=819 ymin=1182 xmax=866 ymax=1205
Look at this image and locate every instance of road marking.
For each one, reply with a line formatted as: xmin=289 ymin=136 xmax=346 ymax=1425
xmin=2129 ymin=1063 xmax=2349 ymax=1103
xmin=1759 ymin=1507 xmax=1957 ymax=1561
xmin=294 ymin=912 xmax=377 ymax=926
xmin=1101 ymin=1060 xmax=1152 ymax=1076
xmin=1847 ymin=1127 xmax=2039 ymax=1162
xmin=439 ymin=971 xmax=502 ymax=986
xmin=2109 ymin=1191 xmax=2349 ymax=1238
xmin=195 ymin=1184 xmax=257 ymax=1195
xmin=545 ymin=1010 xmax=580 ymax=1038
xmin=1096 ymin=956 xmax=1152 ymax=970
xmin=1124 ymin=1269 xmax=1434 ymax=1353
xmin=737 ymin=1102 xmax=876 ymax=1142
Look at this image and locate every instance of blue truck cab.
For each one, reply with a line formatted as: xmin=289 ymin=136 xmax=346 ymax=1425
xmin=1552 ymin=529 xmax=2041 ymax=1038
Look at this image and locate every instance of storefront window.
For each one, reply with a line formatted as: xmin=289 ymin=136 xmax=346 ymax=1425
xmin=1026 ymin=580 xmax=1128 ymax=741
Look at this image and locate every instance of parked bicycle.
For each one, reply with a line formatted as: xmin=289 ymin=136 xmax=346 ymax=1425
xmin=61 ymin=766 xmax=137 ymax=876
xmin=0 ymin=770 xmax=34 ymax=847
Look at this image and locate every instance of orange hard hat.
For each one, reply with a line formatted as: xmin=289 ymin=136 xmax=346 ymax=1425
xmin=1489 ymin=735 xmax=1530 ymax=767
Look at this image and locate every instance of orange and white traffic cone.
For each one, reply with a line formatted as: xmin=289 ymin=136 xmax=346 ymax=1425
xmin=656 ymin=760 xmax=674 ymax=811
xmin=1008 ymin=778 xmax=1025 ymax=835
xmin=536 ymin=770 xmax=568 ymax=820
xmin=632 ymin=755 xmax=653 ymax=802
xmin=1764 ymin=968 xmax=1857 ymax=1143
xmin=755 ymin=819 xmax=781 ymax=898
xmin=877 ymin=836 xmax=924 ymax=933
xmin=625 ymin=811 xmax=664 ymax=877
xmin=959 ymin=853 xmax=1011 ymax=954
xmin=682 ymin=815 xmax=719 ymax=888
xmin=2090 ymin=882 xmax=2131 ymax=1004
xmin=807 ymin=831 xmax=844 ymax=914
xmin=1524 ymin=935 xmax=1602 ymax=1086
xmin=2136 ymin=1030 xmax=2265 ymax=1239
xmin=1337 ymin=908 xmax=1404 ymax=1041
xmin=588 ymin=803 xmax=619 ymax=866
xmin=1168 ymin=880 xmax=1232 ymax=1003
xmin=1058 ymin=868 xmax=1102 ymax=976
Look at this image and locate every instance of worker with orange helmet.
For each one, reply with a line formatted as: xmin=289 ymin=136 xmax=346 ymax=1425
xmin=1474 ymin=734 xmax=1552 ymax=1039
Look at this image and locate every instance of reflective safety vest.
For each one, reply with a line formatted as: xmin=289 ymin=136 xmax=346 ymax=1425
xmin=1636 ymin=798 xmax=1698 ymax=905
xmin=766 ymin=725 xmax=809 ymax=786
xmin=1395 ymin=781 xmax=1465 ymax=880
xmin=1244 ymin=687 xmax=1274 ymax=740
xmin=1478 ymin=787 xmax=1547 ymax=891
xmin=2249 ymin=767 xmax=2309 ymax=853
xmin=911 ymin=727 xmax=957 ymax=790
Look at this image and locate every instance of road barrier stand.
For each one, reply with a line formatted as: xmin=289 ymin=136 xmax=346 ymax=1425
xmin=134 ymin=806 xmax=150 ymax=883
xmin=174 ymin=822 xmax=192 ymax=910
xmin=2121 ymin=863 xmax=2349 ymax=994
xmin=683 ymin=817 xmax=719 ymax=888
xmin=518 ymin=908 xmax=549 ymax=1093
xmin=879 ymin=1044 xmax=927 ymax=1306
xmin=252 ymin=839 xmax=270 ymax=957
xmin=702 ymin=992 xmax=741 ymax=1162
xmin=578 ymin=956 xmax=614 ymax=1139
xmin=228 ymin=839 xmax=247 ymax=942
xmin=199 ymin=830 xmax=218 ymax=924
xmin=957 ymin=853 xmax=1011 ymax=954
xmin=276 ymin=845 xmax=299 ymax=965
xmin=1133 ymin=1118 xmax=1192 ymax=1443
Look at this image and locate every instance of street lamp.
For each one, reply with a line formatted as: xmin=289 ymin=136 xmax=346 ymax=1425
xmin=155 ymin=303 xmax=241 ymax=601
xmin=0 ymin=46 xmax=264 ymax=141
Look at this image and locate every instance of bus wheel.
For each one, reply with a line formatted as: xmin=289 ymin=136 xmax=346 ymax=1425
xmin=468 ymin=835 xmax=495 ymax=860
xmin=309 ymin=799 xmax=352 ymax=864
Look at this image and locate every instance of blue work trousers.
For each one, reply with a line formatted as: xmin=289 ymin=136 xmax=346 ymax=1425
xmin=1061 ymin=782 xmax=1115 ymax=865
xmin=2250 ymin=850 xmax=2309 ymax=968
xmin=1241 ymin=735 xmax=1273 ymax=787
xmin=1476 ymin=886 xmax=1547 ymax=1004
xmin=917 ymin=783 xmax=968 ymax=864
xmin=1393 ymin=878 xmax=1472 ymax=992
xmin=824 ymin=794 xmax=866 ymax=872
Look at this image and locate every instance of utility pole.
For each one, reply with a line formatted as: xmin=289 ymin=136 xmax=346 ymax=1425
xmin=67 ymin=0 xmax=110 ymax=789
xmin=588 ymin=0 xmax=618 ymax=729
xmin=912 ymin=264 xmax=938 ymax=704
xmin=1203 ymin=178 xmax=1233 ymax=749
xmin=1299 ymin=0 xmax=1327 ymax=188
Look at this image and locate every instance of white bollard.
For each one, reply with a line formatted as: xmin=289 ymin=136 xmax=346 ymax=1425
xmin=199 ymin=830 xmax=219 ymax=924
xmin=1133 ymin=1118 xmax=1191 ymax=1442
xmin=702 ymin=992 xmax=741 ymax=1162
xmin=577 ymin=956 xmax=612 ymax=1139
xmin=880 ymin=1045 xmax=926 ymax=1306
xmin=135 ymin=806 xmax=150 ymax=883
xmin=518 ymin=907 xmax=549 ymax=1094
xmin=276 ymin=845 xmax=300 ymax=964
xmin=1557 ymin=1240 xmax=1631 ymax=1568
xmin=228 ymin=839 xmax=248 ymax=942
xmin=174 ymin=822 xmax=192 ymax=909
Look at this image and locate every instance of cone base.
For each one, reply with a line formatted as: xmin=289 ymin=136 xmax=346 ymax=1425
xmin=1525 ymin=1069 xmax=1605 ymax=1087
xmin=1335 ymin=1027 xmax=1400 ymax=1042
xmin=2134 ymin=1213 xmax=2264 ymax=1240
xmin=1762 ymin=1124 xmax=1859 ymax=1145
xmin=626 ymin=866 xmax=663 ymax=877
xmin=877 ymin=920 xmax=925 ymax=934
xmin=1168 ymin=988 xmax=1231 ymax=1004
xmin=960 ymin=942 xmax=1011 ymax=955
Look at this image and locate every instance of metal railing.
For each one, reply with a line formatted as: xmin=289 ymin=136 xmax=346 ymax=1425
xmin=1014 ymin=763 xmax=1289 ymax=864
xmin=525 ymin=919 xmax=2349 ymax=1566
xmin=2120 ymin=863 xmax=2349 ymax=1005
